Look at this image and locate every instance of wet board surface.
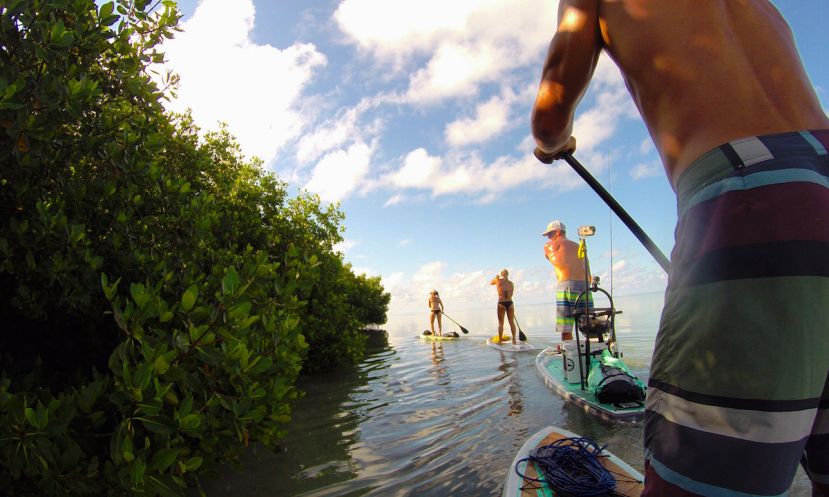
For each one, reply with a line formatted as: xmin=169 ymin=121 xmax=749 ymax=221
xmin=420 ymin=332 xmax=460 ymax=341
xmin=503 ymin=425 xmax=644 ymax=497
xmin=486 ymin=336 xmax=536 ymax=352
xmin=535 ymin=347 xmax=645 ymax=422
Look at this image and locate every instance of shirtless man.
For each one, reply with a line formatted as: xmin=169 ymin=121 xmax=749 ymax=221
xmin=531 ymin=1 xmax=829 ymax=495
xmin=490 ymin=269 xmax=517 ymax=344
xmin=542 ymin=221 xmax=590 ymax=341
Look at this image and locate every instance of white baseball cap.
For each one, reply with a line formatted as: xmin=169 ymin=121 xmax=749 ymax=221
xmin=542 ymin=220 xmax=566 ymax=236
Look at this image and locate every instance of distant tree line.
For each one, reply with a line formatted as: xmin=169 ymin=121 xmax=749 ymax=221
xmin=0 ymin=1 xmax=390 ymax=495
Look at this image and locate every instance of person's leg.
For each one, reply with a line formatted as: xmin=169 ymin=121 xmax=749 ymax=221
xmin=436 ymin=312 xmax=442 ymax=335
xmin=556 ymin=284 xmax=574 ymax=341
xmin=644 ymin=130 xmax=829 ymax=496
xmin=429 ymin=312 xmax=435 ymax=334
xmin=506 ymin=305 xmax=517 ymax=344
xmin=497 ymin=304 xmax=505 ymax=341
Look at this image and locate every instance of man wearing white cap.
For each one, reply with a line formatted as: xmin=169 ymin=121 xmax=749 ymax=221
xmin=542 ymin=221 xmax=590 ymax=341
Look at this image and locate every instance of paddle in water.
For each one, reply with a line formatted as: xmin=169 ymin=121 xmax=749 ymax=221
xmin=514 ymin=315 xmax=528 ymax=342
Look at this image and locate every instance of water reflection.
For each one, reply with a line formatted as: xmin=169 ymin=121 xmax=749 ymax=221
xmin=429 ymin=342 xmax=448 ymax=385
xmin=197 ymin=293 xmax=821 ymax=497
xmin=494 ymin=351 xmax=524 ymax=417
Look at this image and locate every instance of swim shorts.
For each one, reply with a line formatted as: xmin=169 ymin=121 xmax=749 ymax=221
xmin=644 ymin=130 xmax=829 ymax=496
xmin=555 ymin=280 xmax=593 ymax=336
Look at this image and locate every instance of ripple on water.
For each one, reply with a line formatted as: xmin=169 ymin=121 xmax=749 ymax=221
xmin=198 ymin=300 xmax=818 ymax=496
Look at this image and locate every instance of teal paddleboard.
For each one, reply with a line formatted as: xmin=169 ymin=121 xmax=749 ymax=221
xmin=535 ymin=347 xmax=645 ymax=422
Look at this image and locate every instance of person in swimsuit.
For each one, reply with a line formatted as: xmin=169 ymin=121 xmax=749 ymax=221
xmin=542 ymin=221 xmax=591 ymax=342
xmin=490 ymin=269 xmax=517 ymax=345
xmin=531 ymin=1 xmax=829 ymax=495
xmin=427 ymin=290 xmax=443 ymax=336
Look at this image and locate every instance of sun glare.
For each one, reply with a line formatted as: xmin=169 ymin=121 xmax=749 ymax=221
xmin=558 ymin=6 xmax=587 ymax=33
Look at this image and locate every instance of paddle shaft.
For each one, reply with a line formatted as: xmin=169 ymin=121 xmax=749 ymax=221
xmin=513 ymin=315 xmax=528 ymax=342
xmin=441 ymin=312 xmax=469 ymax=334
xmin=561 ymin=153 xmax=671 ymax=273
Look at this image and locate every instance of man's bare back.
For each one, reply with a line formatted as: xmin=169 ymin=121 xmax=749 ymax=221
xmin=532 ymin=0 xmax=829 ymax=187
xmin=545 ymin=236 xmax=587 ymax=282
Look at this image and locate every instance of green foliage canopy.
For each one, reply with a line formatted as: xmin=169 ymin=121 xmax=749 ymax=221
xmin=0 ymin=1 xmax=390 ymax=495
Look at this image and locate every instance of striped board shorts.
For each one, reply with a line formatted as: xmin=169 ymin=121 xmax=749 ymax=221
xmin=644 ymin=130 xmax=829 ymax=496
xmin=555 ymin=280 xmax=593 ymax=336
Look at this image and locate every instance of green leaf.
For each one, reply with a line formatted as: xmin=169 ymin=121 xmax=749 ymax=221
xmin=101 ymin=274 xmax=121 ymax=300
xmin=24 ymin=407 xmax=38 ymax=428
xmin=180 ymin=413 xmax=201 ymax=430
xmin=181 ymin=285 xmax=198 ymax=311
xmin=222 ymin=267 xmax=240 ymax=295
xmin=154 ymin=356 xmax=170 ymax=375
xmin=227 ymin=301 xmax=252 ymax=321
xmin=159 ymin=311 xmax=174 ymax=323
xmin=135 ymin=416 xmax=175 ymax=435
xmin=149 ymin=448 xmax=179 ymax=472
xmin=99 ymin=1 xmax=115 ymax=20
xmin=183 ymin=456 xmax=203 ymax=472
xmin=130 ymin=283 xmax=150 ymax=308
xmin=131 ymin=458 xmax=145 ymax=486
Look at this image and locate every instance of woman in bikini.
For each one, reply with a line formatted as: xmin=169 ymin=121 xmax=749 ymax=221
xmin=490 ymin=269 xmax=517 ymax=344
xmin=427 ymin=290 xmax=443 ymax=336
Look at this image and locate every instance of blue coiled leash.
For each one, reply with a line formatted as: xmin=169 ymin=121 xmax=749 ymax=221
xmin=515 ymin=436 xmax=616 ymax=497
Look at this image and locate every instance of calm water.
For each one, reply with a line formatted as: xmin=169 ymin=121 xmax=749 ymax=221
xmin=203 ymin=292 xmax=813 ymax=496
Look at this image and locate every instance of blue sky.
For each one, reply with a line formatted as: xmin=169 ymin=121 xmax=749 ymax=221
xmin=156 ymin=0 xmax=829 ymax=315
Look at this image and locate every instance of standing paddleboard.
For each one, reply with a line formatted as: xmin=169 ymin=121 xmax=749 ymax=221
xmin=503 ymin=425 xmax=643 ymax=497
xmin=535 ymin=347 xmax=645 ymax=422
xmin=487 ymin=335 xmax=536 ymax=352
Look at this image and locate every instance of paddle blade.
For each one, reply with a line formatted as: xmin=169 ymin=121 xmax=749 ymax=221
xmin=460 ymin=325 xmax=469 ymax=334
xmin=514 ymin=316 xmax=527 ymax=341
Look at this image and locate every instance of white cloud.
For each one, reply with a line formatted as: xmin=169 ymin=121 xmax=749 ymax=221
xmin=295 ymin=108 xmax=361 ymax=165
xmin=389 ymin=148 xmax=442 ymax=189
xmin=384 ymin=262 xmax=557 ymax=315
xmin=639 ymin=138 xmax=654 ymax=154
xmin=406 ymin=42 xmax=501 ymax=103
xmin=333 ymin=0 xmax=477 ymax=60
xmin=445 ymin=91 xmax=513 ymax=147
xmin=334 ymin=0 xmax=558 ymax=103
xmin=350 ymin=266 xmax=378 ymax=276
xmin=305 ymin=141 xmax=374 ymax=202
xmin=398 ymin=239 xmax=412 ymax=247
xmin=630 ymin=162 xmax=661 ymax=180
xmin=383 ymin=193 xmax=406 ymax=207
xmin=571 ymin=86 xmax=635 ymax=153
xmin=294 ymin=96 xmax=387 ymax=165
xmin=334 ymin=239 xmax=359 ymax=254
xmin=158 ymin=0 xmax=326 ymax=164
xmin=376 ymin=146 xmax=586 ymax=200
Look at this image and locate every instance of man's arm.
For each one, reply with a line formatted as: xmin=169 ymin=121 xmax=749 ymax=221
xmin=531 ymin=0 xmax=601 ymax=163
xmin=544 ymin=240 xmax=557 ymax=265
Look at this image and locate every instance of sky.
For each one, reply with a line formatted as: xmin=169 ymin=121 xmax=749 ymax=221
xmin=153 ymin=0 xmax=829 ymax=317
